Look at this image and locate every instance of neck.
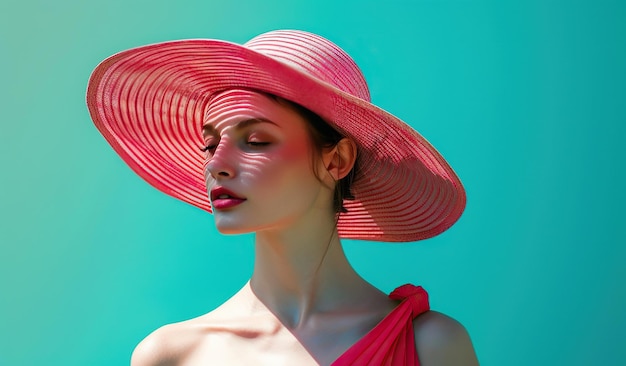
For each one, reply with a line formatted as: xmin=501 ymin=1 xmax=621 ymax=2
xmin=249 ymin=214 xmax=363 ymax=329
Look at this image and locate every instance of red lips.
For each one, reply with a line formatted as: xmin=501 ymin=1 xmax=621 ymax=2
xmin=210 ymin=186 xmax=246 ymax=210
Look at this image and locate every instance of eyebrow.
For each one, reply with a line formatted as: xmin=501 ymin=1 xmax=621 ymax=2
xmin=202 ymin=118 xmax=278 ymax=137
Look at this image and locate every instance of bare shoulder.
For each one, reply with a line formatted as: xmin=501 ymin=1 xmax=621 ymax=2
xmin=130 ymin=284 xmax=266 ymax=366
xmin=413 ymin=311 xmax=479 ymax=366
xmin=130 ymin=321 xmax=201 ymax=366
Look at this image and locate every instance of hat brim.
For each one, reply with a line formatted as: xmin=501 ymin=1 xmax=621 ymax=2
xmin=86 ymin=39 xmax=465 ymax=242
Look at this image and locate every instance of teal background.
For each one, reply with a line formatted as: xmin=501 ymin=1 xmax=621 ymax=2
xmin=1 ymin=0 xmax=624 ymax=365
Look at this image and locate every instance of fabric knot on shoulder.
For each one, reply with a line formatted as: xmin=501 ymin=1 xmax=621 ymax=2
xmin=332 ymin=284 xmax=429 ymax=365
xmin=389 ymin=284 xmax=430 ymax=318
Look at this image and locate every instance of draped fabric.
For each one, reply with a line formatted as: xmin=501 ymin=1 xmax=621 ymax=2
xmin=332 ymin=284 xmax=430 ymax=366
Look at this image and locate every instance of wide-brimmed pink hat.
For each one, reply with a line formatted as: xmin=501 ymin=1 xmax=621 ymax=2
xmin=86 ymin=30 xmax=465 ymax=242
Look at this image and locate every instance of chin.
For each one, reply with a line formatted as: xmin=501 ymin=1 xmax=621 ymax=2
xmin=216 ymin=227 xmax=252 ymax=235
xmin=212 ymin=207 xmax=309 ymax=236
xmin=214 ymin=223 xmax=251 ymax=235
xmin=213 ymin=216 xmax=257 ymax=235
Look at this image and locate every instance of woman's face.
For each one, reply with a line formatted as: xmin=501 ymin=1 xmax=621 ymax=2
xmin=202 ymin=89 xmax=333 ymax=235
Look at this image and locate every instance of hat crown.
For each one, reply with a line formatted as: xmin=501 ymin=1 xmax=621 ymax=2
xmin=244 ymin=30 xmax=371 ymax=102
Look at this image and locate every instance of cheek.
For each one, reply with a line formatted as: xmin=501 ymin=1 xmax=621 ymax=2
xmin=203 ymin=163 xmax=212 ymax=186
xmin=251 ymin=143 xmax=318 ymax=193
xmin=275 ymin=141 xmax=316 ymax=176
xmin=282 ymin=141 xmax=314 ymax=166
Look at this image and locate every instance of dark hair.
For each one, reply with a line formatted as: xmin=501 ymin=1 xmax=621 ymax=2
xmin=269 ymin=94 xmax=358 ymax=214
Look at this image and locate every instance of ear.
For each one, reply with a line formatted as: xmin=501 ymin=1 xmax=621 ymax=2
xmin=322 ymin=137 xmax=358 ymax=181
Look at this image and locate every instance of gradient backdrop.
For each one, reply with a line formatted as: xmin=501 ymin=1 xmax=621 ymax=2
xmin=1 ymin=0 xmax=624 ymax=365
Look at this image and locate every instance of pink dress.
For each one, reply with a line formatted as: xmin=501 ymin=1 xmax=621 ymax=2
xmin=332 ymin=284 xmax=430 ymax=366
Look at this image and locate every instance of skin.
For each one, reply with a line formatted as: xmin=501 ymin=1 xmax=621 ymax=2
xmin=131 ymin=89 xmax=479 ymax=366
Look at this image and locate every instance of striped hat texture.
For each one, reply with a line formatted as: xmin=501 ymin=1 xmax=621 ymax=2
xmin=86 ymin=30 xmax=465 ymax=242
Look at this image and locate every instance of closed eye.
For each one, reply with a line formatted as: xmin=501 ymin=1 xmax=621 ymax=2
xmin=247 ymin=141 xmax=271 ymax=147
xmin=200 ymin=144 xmax=217 ymax=153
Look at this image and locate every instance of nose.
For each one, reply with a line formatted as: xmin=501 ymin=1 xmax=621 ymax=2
xmin=204 ymin=144 xmax=236 ymax=180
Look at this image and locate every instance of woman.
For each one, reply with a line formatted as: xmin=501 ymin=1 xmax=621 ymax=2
xmin=87 ymin=30 xmax=478 ymax=365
